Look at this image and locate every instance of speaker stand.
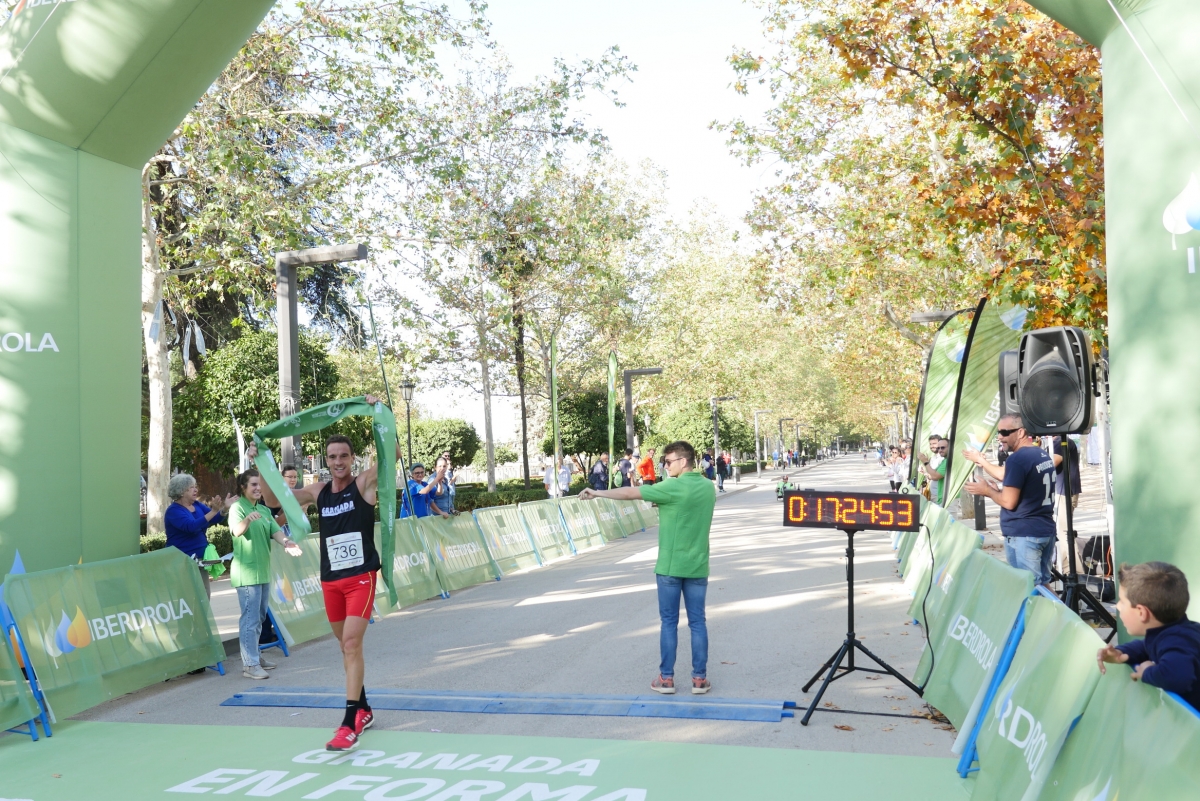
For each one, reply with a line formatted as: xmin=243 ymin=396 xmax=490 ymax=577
xmin=800 ymin=528 xmax=923 ymax=725
xmin=1056 ymin=443 xmax=1117 ymax=642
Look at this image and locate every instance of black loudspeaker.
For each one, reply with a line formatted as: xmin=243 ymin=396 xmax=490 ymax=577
xmin=998 ymin=350 xmax=1020 ymax=418
xmin=1017 ymin=326 xmax=1095 ymax=435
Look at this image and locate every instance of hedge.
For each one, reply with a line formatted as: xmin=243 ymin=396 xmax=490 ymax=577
xmin=140 ymin=525 xmax=234 ymax=577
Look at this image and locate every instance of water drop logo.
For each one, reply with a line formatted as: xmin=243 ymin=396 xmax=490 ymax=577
xmin=1164 ymin=174 xmax=1200 ymax=242
xmin=272 ymin=577 xmax=294 ymax=605
xmin=999 ymin=306 xmax=1027 ymax=332
xmin=435 ymin=542 xmax=447 ymax=562
xmin=53 ymin=607 xmax=92 ymax=653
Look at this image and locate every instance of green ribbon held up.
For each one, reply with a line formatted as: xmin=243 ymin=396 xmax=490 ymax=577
xmin=252 ymin=397 xmax=398 ymax=605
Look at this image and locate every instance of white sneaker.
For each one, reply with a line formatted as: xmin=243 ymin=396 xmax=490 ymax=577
xmin=243 ymin=665 xmax=269 ymax=680
xmin=259 ymin=657 xmax=277 ymax=670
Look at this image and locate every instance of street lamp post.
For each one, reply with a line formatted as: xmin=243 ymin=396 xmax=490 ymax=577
xmin=778 ymin=417 xmax=794 ymax=465
xmin=623 ymin=367 xmax=663 ymax=452
xmin=753 ymin=409 xmax=772 ymax=475
xmin=275 ymin=243 xmax=368 ymax=481
xmin=710 ymin=396 xmax=736 ymax=476
xmin=400 ymin=380 xmax=415 ymax=467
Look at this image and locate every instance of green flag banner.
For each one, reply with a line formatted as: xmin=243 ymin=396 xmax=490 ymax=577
xmin=614 ymin=500 xmax=647 ymax=536
xmin=556 ymin=498 xmax=607 ymax=553
xmin=3 ymin=549 xmax=224 ymax=720
xmin=608 ymin=350 xmax=618 ymax=489
xmin=942 ymin=301 xmax=1025 ymax=506
xmin=1039 ymin=668 xmax=1200 ymax=801
xmin=519 ymin=501 xmax=576 ymax=561
xmin=0 ymin=623 xmax=38 ymax=735
xmin=592 ymin=498 xmax=627 ymax=542
xmin=968 ymin=597 xmax=1102 ymax=801
xmin=916 ymin=550 xmax=1033 ymax=728
xmin=473 ymin=506 xmax=541 ymax=573
xmin=911 ymin=311 xmax=972 ymax=493
xmin=904 ymin=508 xmax=982 ymax=622
xmin=265 ymin=539 xmax=330 ymax=647
xmin=374 ymin=520 xmax=444 ymax=613
xmin=253 ymin=396 xmax=398 ymax=606
xmin=417 ymin=516 xmax=499 ymax=592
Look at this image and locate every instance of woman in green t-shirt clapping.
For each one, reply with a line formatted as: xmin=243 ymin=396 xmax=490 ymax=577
xmin=230 ymin=469 xmax=302 ymax=680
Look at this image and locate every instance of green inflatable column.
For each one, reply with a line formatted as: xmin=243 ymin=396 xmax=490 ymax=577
xmin=1026 ymin=0 xmax=1200 ymax=614
xmin=0 ymin=0 xmax=274 ymax=572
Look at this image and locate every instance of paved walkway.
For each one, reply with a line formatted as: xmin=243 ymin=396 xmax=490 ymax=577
xmin=80 ymin=456 xmax=956 ymax=758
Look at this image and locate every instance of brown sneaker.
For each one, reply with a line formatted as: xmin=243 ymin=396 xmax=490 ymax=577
xmin=692 ymin=677 xmax=711 ymax=695
xmin=651 ymin=675 xmax=675 ymax=694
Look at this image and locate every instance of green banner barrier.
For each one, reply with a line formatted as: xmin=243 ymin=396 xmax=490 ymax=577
xmin=911 ymin=313 xmax=972 ymax=495
xmin=916 ymin=550 xmax=1033 ymax=729
xmin=473 ymin=506 xmax=541 ymax=573
xmin=591 ymin=498 xmax=627 ymax=542
xmin=557 ymin=498 xmax=607 ymax=553
xmin=614 ymin=499 xmax=646 ymax=536
xmin=265 ymin=539 xmax=330 ymax=648
xmin=0 ymin=624 xmax=39 ymax=735
xmin=637 ymin=498 xmax=660 ymax=529
xmin=3 ymin=549 xmax=224 ymax=720
xmin=375 ymin=520 xmax=445 ymax=614
xmin=1039 ymin=668 xmax=1200 ymax=801
xmin=968 ymin=596 xmax=1102 ymax=801
xmin=905 ymin=514 xmax=981 ymax=624
xmin=417 ymin=516 xmax=499 ymax=592
xmin=519 ymin=500 xmax=576 ymax=560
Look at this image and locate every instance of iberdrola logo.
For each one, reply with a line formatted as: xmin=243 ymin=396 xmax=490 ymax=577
xmin=272 ymin=577 xmax=295 ymax=605
xmin=51 ymin=607 xmax=92 ymax=654
xmin=434 ymin=542 xmax=447 ymax=562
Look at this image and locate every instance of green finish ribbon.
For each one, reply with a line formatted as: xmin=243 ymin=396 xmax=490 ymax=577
xmin=252 ymin=397 xmax=398 ymax=605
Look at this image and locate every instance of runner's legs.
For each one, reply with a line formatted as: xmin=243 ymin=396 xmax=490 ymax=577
xmin=331 ymin=616 xmax=370 ymax=702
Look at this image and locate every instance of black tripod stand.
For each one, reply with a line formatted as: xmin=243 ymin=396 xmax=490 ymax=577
xmin=1055 ymin=442 xmax=1118 ymax=642
xmin=800 ymin=528 xmax=923 ymax=725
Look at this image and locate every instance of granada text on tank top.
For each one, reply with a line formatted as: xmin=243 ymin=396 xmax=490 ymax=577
xmin=317 ymin=478 xmax=381 ymax=582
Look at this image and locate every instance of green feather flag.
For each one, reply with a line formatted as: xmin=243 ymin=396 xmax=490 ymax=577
xmin=253 ymin=396 xmax=398 ymax=605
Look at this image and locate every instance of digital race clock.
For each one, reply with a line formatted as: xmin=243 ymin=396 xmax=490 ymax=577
xmin=782 ymin=490 xmax=920 ymax=532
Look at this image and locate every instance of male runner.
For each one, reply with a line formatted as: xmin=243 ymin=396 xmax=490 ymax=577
xmin=250 ymin=396 xmax=394 ymax=752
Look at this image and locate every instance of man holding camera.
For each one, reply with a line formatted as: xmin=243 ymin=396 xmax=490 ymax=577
xmin=963 ymin=413 xmax=1057 ymax=587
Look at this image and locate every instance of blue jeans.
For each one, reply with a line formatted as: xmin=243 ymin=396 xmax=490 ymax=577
xmin=656 ymin=574 xmax=708 ymax=679
xmin=236 ymin=583 xmax=269 ymax=667
xmin=1005 ymin=536 xmax=1054 ymax=587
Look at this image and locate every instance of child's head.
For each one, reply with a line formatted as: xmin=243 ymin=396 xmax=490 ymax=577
xmin=1116 ymin=561 xmax=1190 ymax=635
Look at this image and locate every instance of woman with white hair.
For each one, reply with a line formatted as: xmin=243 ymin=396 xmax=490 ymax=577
xmin=164 ymin=473 xmax=235 ymax=599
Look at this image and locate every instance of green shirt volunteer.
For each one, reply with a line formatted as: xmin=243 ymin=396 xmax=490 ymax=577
xmin=229 ymin=496 xmax=281 ymax=587
xmin=640 ymin=471 xmax=716 ymax=578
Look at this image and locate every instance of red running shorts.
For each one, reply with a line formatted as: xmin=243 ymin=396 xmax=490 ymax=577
xmin=322 ymin=571 xmax=377 ymax=623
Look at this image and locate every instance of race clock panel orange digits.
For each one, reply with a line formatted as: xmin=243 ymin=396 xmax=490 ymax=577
xmin=782 ymin=490 xmax=920 ymax=532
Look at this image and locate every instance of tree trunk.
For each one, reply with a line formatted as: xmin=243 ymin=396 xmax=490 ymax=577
xmin=478 ymin=325 xmax=497 ymax=492
xmin=141 ymin=247 xmax=171 ymax=536
xmin=513 ymin=309 xmax=531 ymax=489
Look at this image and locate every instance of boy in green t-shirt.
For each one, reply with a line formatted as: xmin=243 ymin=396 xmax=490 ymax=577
xmin=229 ymin=469 xmax=302 ymax=680
xmin=776 ymin=476 xmax=794 ymax=500
xmin=580 ymin=441 xmax=716 ymax=695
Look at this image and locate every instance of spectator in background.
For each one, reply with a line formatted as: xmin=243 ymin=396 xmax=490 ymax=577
xmin=638 ymin=447 xmax=658 ymax=485
xmin=268 ymin=464 xmax=309 ymax=528
xmin=399 ymin=463 xmax=449 ymax=520
xmin=428 ymin=457 xmax=455 ymax=517
xmin=715 ymin=451 xmax=727 ymax=493
xmin=772 ymin=448 xmax=780 ymax=469
xmin=618 ymin=448 xmax=635 ymax=487
xmin=440 ymin=451 xmax=458 ymax=513
xmin=558 ymin=457 xmax=573 ymax=497
xmin=918 ymin=434 xmax=947 ymax=504
xmin=590 ymin=453 xmax=610 ymax=491
xmin=165 ymin=474 xmax=235 ymax=600
xmin=543 ymin=458 xmax=556 ymax=496
xmin=1050 ymin=435 xmax=1082 ymax=572
xmin=701 ymin=449 xmax=715 ymax=481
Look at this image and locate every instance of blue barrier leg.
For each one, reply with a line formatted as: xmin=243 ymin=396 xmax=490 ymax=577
xmin=956 ymin=598 xmax=1030 ymax=778
xmin=260 ymin=608 xmax=290 ymax=657
xmin=8 ymin=623 xmax=52 ymax=737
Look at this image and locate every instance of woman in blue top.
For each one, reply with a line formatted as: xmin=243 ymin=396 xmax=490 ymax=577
xmin=164 ymin=473 xmax=235 ymax=599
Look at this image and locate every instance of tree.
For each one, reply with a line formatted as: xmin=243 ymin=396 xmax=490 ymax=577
xmin=474 ymin=444 xmax=518 ymax=468
xmin=539 ymin=389 xmax=642 ymax=472
xmin=646 ymin=402 xmax=754 ymax=456
xmin=410 ymin=419 xmax=481 ymax=471
xmin=173 ymin=332 xmax=341 ymax=476
xmin=140 ymin=0 xmax=482 ymax=532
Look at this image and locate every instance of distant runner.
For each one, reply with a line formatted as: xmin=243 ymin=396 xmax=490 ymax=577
xmin=251 ymin=394 xmax=396 ymax=752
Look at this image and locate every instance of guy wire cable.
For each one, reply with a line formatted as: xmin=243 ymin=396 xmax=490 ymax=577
xmin=917 ymin=521 xmax=937 ymax=692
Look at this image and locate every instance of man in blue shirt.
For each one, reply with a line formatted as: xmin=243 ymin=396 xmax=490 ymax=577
xmin=963 ymin=414 xmax=1057 ymax=586
xmin=398 ymin=463 xmax=449 ymax=520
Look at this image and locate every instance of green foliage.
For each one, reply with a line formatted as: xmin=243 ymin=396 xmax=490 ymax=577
xmin=173 ymin=331 xmax=342 ymax=475
xmin=474 ymin=444 xmax=518 ymax=467
xmin=645 ymin=402 xmax=754 ymax=454
xmin=540 ymin=389 xmax=642 ymax=456
xmin=409 ymin=418 xmax=481 ymax=470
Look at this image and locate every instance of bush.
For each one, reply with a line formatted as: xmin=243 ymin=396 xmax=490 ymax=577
xmin=454 ymin=488 xmax=549 ymax=512
xmin=139 ymin=525 xmax=233 ymax=577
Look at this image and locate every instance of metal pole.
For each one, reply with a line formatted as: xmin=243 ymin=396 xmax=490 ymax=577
xmin=404 ymin=401 xmax=413 ymax=466
xmin=755 ymin=416 xmax=760 ymax=474
xmin=275 ymin=256 xmax=303 ymax=475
